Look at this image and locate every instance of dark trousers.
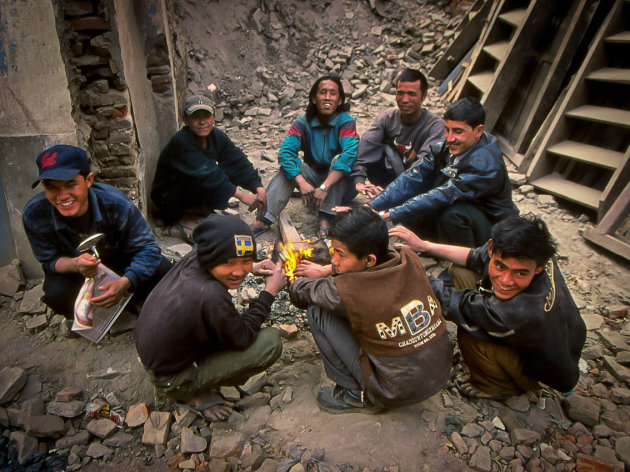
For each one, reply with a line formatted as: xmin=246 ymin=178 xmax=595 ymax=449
xmin=42 ymin=256 xmax=173 ymax=318
xmin=406 ymin=202 xmax=493 ymax=247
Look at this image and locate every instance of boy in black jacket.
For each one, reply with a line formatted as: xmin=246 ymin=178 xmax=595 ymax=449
xmin=390 ymin=214 xmax=586 ymax=400
xmin=135 ymin=214 xmax=286 ymax=421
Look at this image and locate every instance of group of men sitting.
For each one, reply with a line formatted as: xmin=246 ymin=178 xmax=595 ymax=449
xmin=21 ymin=68 xmax=586 ymax=421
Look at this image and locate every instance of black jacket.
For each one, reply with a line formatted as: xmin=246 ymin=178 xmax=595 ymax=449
xmin=430 ymin=243 xmax=586 ymax=392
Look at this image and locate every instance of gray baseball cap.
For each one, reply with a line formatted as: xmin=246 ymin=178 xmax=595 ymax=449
xmin=184 ymin=95 xmax=214 ymax=116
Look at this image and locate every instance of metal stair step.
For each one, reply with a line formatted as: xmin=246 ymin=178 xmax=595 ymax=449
xmin=499 ymin=8 xmax=527 ymax=27
xmin=586 ymin=67 xmax=630 ymax=84
xmin=467 ymin=71 xmax=494 ymax=94
xmin=531 ymin=174 xmax=601 ymax=210
xmin=605 ymin=31 xmax=630 ymax=43
xmin=566 ymin=105 xmax=630 ymax=129
xmin=483 ymin=41 xmax=510 ymax=61
xmin=547 ymin=141 xmax=623 ymax=170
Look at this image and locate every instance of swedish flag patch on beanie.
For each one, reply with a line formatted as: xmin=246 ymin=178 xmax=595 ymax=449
xmin=193 ymin=214 xmax=256 ymax=270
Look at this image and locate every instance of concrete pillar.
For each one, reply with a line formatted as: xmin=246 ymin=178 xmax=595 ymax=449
xmin=0 ymin=0 xmax=76 ymax=278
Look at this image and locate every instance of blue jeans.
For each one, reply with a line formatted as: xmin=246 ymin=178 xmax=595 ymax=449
xmin=262 ymin=163 xmax=356 ymax=224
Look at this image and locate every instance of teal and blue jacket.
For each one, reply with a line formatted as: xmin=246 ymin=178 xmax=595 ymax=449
xmin=278 ymin=112 xmax=359 ymax=178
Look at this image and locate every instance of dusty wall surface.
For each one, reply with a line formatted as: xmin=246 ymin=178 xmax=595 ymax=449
xmin=113 ymin=0 xmax=179 ymax=211
xmin=0 ymin=0 xmax=77 ymax=277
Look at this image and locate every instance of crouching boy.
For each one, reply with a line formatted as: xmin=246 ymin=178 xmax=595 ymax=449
xmin=390 ymin=214 xmax=586 ymax=400
xmin=289 ymin=207 xmax=452 ymax=413
xmin=135 ymin=214 xmax=286 ymax=421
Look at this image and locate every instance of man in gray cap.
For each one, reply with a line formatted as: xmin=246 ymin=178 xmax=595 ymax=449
xmin=151 ymin=95 xmax=266 ymax=242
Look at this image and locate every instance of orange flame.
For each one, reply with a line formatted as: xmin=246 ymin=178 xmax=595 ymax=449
xmin=279 ymin=240 xmax=314 ymax=281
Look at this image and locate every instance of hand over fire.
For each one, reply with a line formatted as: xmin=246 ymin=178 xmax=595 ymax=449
xmin=294 ymin=260 xmax=333 ymax=279
xmin=263 ymin=261 xmax=287 ymax=296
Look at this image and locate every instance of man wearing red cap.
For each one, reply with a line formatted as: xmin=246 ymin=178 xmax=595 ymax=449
xmin=22 ymin=144 xmax=172 ymax=318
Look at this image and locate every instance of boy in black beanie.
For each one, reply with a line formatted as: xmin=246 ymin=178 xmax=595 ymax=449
xmin=135 ymin=214 xmax=286 ymax=421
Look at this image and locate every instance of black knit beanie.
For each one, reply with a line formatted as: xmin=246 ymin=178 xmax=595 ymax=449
xmin=193 ymin=214 xmax=256 ymax=271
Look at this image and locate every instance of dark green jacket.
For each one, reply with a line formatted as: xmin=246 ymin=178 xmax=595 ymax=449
xmin=151 ymin=127 xmax=262 ymax=223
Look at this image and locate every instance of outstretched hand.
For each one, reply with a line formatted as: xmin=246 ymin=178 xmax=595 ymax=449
xmin=263 ymin=261 xmax=287 ymax=296
xmin=389 ymin=225 xmax=429 ymax=253
xmin=252 ymin=259 xmax=275 ymax=276
xmin=294 ymin=260 xmax=333 ymax=279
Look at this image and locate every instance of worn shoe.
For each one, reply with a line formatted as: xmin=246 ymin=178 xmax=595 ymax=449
xmin=316 ymin=385 xmax=381 ymax=414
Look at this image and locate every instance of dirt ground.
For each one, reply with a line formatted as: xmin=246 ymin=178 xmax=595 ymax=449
xmin=2 ymin=0 xmax=630 ymax=471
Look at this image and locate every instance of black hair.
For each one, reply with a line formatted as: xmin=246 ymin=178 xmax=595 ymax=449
xmin=490 ymin=213 xmax=557 ymax=267
xmin=305 ymin=75 xmax=350 ymax=121
xmin=329 ymin=207 xmax=389 ymax=265
xmin=397 ymin=68 xmax=428 ymax=94
xmin=78 ymin=170 xmax=91 ymax=178
xmin=444 ymin=97 xmax=486 ymax=128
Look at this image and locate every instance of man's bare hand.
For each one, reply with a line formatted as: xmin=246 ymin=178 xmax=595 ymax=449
xmin=234 ymin=188 xmax=257 ymax=211
xmin=332 ymin=205 xmax=352 ymax=213
xmin=389 ymin=225 xmax=429 ymax=252
xmin=252 ymin=259 xmax=275 ymax=276
xmin=252 ymin=187 xmax=267 ymax=215
xmin=294 ymin=261 xmax=333 ymax=279
xmin=295 ymin=177 xmax=316 ymax=208
xmin=75 ymin=253 xmax=100 ymax=278
xmin=263 ymin=261 xmax=287 ymax=296
xmin=90 ymin=277 xmax=131 ymax=308
xmin=312 ymin=187 xmax=328 ymax=210
xmin=355 ymin=182 xmax=383 ymax=198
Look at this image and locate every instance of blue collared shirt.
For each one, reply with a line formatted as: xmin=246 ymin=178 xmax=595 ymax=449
xmin=22 ymin=182 xmax=162 ymax=289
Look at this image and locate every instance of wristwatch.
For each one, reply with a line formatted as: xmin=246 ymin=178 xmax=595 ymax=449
xmin=378 ymin=211 xmax=386 ymax=219
xmin=319 ymin=183 xmax=329 ymax=192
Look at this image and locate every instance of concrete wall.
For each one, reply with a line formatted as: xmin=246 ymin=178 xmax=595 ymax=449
xmin=0 ymin=0 xmax=77 ymax=278
xmin=113 ymin=0 xmax=179 ymax=212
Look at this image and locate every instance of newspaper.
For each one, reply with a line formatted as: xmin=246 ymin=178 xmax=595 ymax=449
xmin=72 ymin=264 xmax=132 ymax=343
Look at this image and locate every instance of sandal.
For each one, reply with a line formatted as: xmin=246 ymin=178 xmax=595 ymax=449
xmin=175 ymin=399 xmax=232 ymax=422
xmin=455 ymin=375 xmax=511 ymax=401
xmin=174 ymin=223 xmax=195 ymax=244
xmin=250 ymin=219 xmax=271 ymax=238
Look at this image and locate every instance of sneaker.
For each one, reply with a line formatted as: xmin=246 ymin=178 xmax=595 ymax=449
xmin=316 ymin=385 xmax=381 ymax=414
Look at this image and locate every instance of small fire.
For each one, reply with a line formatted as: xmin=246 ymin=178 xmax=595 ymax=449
xmin=279 ymin=240 xmax=314 ymax=281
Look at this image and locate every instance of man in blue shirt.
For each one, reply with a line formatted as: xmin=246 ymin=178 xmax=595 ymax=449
xmin=22 ymin=145 xmax=171 ymax=318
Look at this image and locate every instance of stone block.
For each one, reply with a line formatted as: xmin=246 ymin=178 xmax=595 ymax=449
xmin=241 ymin=372 xmax=267 ymax=396
xmin=47 ymin=400 xmax=85 ymax=418
xmin=235 ymin=392 xmax=270 ymax=410
xmin=603 ymin=356 xmax=630 ymax=384
xmin=18 ymin=285 xmax=45 ymax=314
xmin=142 ymin=411 xmax=171 ymax=445
xmin=0 ymin=259 xmax=25 ymax=296
xmin=55 ymin=387 xmax=83 ymax=402
xmin=0 ymin=367 xmax=27 ymax=405
xmin=86 ymin=418 xmax=117 ymax=439
xmin=20 ymin=398 xmax=45 ymax=421
xmin=510 ymin=428 xmax=542 ymax=445
xmin=25 ymin=415 xmax=66 ymax=438
xmin=598 ymin=329 xmax=630 ymax=354
xmin=564 ymin=394 xmax=601 ymax=427
xmin=209 ymin=431 xmax=245 ymax=458
xmin=277 ymin=324 xmax=298 ymax=339
xmin=576 ymin=453 xmax=624 ymax=472
xmin=470 ymin=445 xmax=492 ymax=471
xmin=181 ymin=427 xmax=207 ymax=453
xmin=86 ymin=442 xmax=113 ymax=459
xmin=125 ymin=402 xmax=149 ymax=428
xmin=55 ymin=430 xmax=90 ymax=449
xmin=10 ymin=431 xmax=38 ymax=464
xmin=103 ymin=431 xmax=133 ymax=447
xmin=70 ymin=16 xmax=109 ymax=31
xmin=25 ymin=314 xmax=48 ymax=332
xmin=64 ymin=1 xmax=94 ymax=16
xmin=89 ymin=33 xmax=112 ymax=56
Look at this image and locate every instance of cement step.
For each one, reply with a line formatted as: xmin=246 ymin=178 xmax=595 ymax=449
xmin=531 ymin=174 xmax=601 ymax=210
xmin=547 ymin=141 xmax=624 ymax=170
